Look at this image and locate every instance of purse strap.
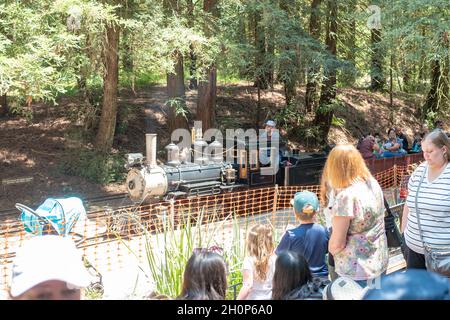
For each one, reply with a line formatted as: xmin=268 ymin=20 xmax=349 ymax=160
xmin=384 ymin=198 xmax=393 ymax=217
xmin=414 ymin=165 xmax=429 ymax=250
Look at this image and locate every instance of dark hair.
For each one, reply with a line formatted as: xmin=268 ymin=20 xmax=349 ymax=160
xmin=387 ymin=128 xmax=396 ymax=136
xmin=434 ymin=119 xmax=444 ymax=127
xmin=177 ymin=252 xmax=227 ymax=300
xmin=272 ymin=251 xmax=312 ymax=300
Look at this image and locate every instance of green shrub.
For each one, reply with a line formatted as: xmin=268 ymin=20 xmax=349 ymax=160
xmin=58 ymin=148 xmax=126 ymax=184
xmin=115 ymin=204 xmax=249 ymax=300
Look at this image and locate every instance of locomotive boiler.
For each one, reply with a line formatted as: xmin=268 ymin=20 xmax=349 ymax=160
xmin=125 ymin=134 xmax=238 ymax=203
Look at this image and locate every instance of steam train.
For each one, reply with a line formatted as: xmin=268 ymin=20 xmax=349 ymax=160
xmin=125 ymin=132 xmax=328 ymax=203
xmin=124 ymin=130 xmax=424 ymax=204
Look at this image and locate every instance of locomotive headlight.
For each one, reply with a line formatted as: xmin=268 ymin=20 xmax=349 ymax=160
xmin=126 ymin=167 xmax=168 ymax=203
xmin=125 ymin=153 xmax=144 ymax=169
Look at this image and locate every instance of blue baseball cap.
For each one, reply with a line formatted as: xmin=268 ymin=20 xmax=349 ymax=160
xmin=265 ymin=120 xmax=276 ymax=127
xmin=290 ymin=191 xmax=319 ymax=214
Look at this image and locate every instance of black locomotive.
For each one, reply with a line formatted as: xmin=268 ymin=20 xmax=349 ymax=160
xmin=124 ymin=131 xmax=328 ymax=203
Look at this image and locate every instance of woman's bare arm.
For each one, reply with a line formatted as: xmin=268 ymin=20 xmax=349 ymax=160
xmin=329 ymin=216 xmax=351 ymax=255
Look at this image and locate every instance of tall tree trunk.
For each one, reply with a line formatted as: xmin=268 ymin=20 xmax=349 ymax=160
xmin=164 ymin=0 xmax=188 ymax=133
xmin=237 ymin=17 xmax=248 ymax=79
xmin=279 ymin=0 xmax=300 ymax=107
xmin=402 ymin=53 xmax=411 ymax=92
xmin=266 ymin=26 xmax=275 ymax=89
xmin=168 ymin=52 xmax=188 ymax=132
xmin=422 ymin=31 xmax=449 ymax=118
xmin=305 ymin=0 xmax=322 ymax=112
xmin=95 ymin=24 xmax=120 ymax=152
xmin=0 ymin=94 xmax=8 ymax=117
xmin=314 ymin=0 xmax=337 ymax=144
xmin=122 ymin=28 xmax=135 ymax=94
xmin=370 ymin=28 xmax=385 ymax=91
xmin=196 ymin=0 xmax=218 ymax=132
xmin=197 ymin=66 xmax=217 ymax=131
xmin=187 ymin=0 xmax=198 ymax=90
xmin=253 ymin=7 xmax=269 ymax=90
xmin=340 ymin=0 xmax=356 ymax=86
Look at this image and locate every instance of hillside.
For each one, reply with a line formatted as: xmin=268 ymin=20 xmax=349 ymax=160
xmin=0 ymin=84 xmax=443 ymax=210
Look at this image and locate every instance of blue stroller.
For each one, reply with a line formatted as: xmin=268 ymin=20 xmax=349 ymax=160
xmin=15 ymin=197 xmax=104 ymax=296
xmin=16 ymin=197 xmax=86 ymax=240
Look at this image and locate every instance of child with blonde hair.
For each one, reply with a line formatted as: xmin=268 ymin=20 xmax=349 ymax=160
xmin=237 ymin=224 xmax=277 ymax=300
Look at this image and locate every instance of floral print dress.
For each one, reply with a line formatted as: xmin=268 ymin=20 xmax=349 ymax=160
xmin=328 ymin=177 xmax=389 ymax=280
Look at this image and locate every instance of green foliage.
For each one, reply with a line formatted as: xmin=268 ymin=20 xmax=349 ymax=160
xmin=331 ymin=115 xmax=346 ymax=127
xmin=58 ymin=148 xmax=126 ymax=184
xmin=424 ymin=109 xmax=439 ymax=129
xmin=1 ymin=0 xmax=448 ymax=147
xmin=274 ymin=101 xmax=305 ymax=132
xmin=165 ymin=97 xmax=190 ymax=120
xmin=316 ymin=97 xmax=345 ymax=115
xmin=115 ymin=204 xmax=246 ymax=299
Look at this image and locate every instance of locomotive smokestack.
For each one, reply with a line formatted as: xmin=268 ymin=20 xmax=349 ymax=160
xmin=146 ymin=134 xmax=157 ymax=167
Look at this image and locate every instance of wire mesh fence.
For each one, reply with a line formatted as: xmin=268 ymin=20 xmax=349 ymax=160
xmin=0 ymin=161 xmax=422 ymax=299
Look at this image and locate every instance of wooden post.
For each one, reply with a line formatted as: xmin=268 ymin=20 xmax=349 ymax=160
xmin=272 ymin=184 xmax=279 ymax=226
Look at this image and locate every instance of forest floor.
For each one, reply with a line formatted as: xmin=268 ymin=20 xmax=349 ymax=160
xmin=0 ymin=82 xmax=444 ymax=211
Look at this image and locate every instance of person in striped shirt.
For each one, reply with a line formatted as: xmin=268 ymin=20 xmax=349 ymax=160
xmin=401 ymin=129 xmax=450 ymax=272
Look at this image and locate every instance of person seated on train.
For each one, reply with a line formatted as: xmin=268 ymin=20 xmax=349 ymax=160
xmin=395 ymin=127 xmax=409 ymax=151
xmin=421 ymin=123 xmax=430 ymax=137
xmin=263 ymin=120 xmax=279 ymax=141
xmin=357 ymin=133 xmax=380 ymax=160
xmin=260 ymin=120 xmax=281 ymax=168
xmin=373 ymin=132 xmax=383 ymax=158
xmin=381 ymin=128 xmax=407 ymax=158
xmin=410 ymin=131 xmax=422 ymax=153
xmin=434 ymin=119 xmax=444 ymax=131
xmin=276 ymin=191 xmax=329 ymax=280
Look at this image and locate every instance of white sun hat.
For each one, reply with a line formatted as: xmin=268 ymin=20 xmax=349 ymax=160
xmin=10 ymin=235 xmax=92 ymax=298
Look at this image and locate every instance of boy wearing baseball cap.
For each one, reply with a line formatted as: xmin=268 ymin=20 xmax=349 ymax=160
xmin=276 ymin=191 xmax=329 ymax=278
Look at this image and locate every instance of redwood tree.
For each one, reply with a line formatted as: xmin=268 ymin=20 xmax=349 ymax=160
xmin=168 ymin=51 xmax=189 ymax=132
xmin=196 ymin=0 xmax=218 ymax=132
xmin=187 ymin=0 xmax=198 ymax=90
xmin=94 ymin=23 xmax=120 ymax=152
xmin=314 ymin=0 xmax=337 ymax=144
xmin=305 ymin=0 xmax=322 ymax=112
xmin=165 ymin=0 xmax=188 ymax=133
xmin=422 ymin=31 xmax=449 ymax=118
xmin=370 ymin=27 xmax=385 ymax=91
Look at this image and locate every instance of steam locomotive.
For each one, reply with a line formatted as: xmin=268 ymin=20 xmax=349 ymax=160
xmin=124 ymin=132 xmax=329 ymax=203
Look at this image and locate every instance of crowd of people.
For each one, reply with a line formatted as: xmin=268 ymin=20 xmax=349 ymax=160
xmin=7 ymin=125 xmax=450 ymax=300
xmin=356 ymin=120 xmax=448 ymax=160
